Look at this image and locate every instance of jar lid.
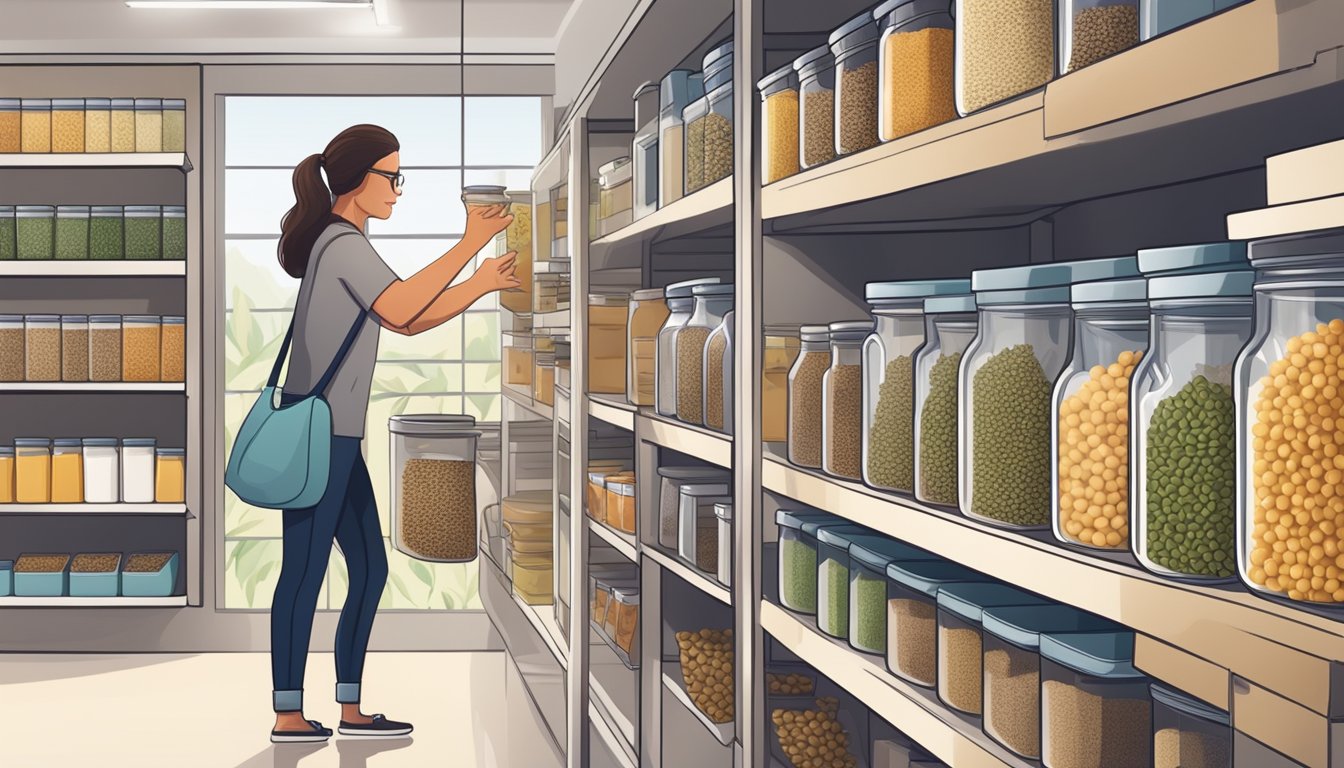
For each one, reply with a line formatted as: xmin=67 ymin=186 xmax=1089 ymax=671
xmin=135 ymin=98 xmax=162 ymax=109
xmin=657 ymin=465 xmax=730 ymax=481
xmin=885 ymin=559 xmax=987 ymax=597
xmin=598 ymin=157 xmax=630 ymax=174
xmin=692 ymin=283 xmax=734 ymax=297
xmin=89 ymin=315 xmax=122 ymax=323
xmin=1148 ymin=270 xmax=1254 ymax=300
xmin=56 ymin=205 xmax=90 ymax=218
xmin=1150 ymin=683 xmax=1230 ymax=726
xmin=161 ymin=315 xmax=186 ymax=325
xmin=53 ymin=438 xmax=83 ymax=447
xmin=0 ymin=314 xmax=21 ymax=322
xmin=829 ymin=10 xmax=880 ymax=47
xmin=679 ymin=483 xmax=730 ymax=497
xmin=155 ymin=447 xmax=186 ymax=456
xmin=82 ymin=438 xmax=119 ymax=446
xmin=866 ymin=278 xmax=970 ymax=302
xmin=589 ymin=292 xmax=630 ymax=306
xmin=122 ymin=438 xmax=157 ymax=447
xmin=981 ymin=604 xmax=1117 ymax=650
xmin=799 ymin=324 xmax=831 ymax=342
xmin=461 ymin=185 xmax=509 ymax=205
xmin=1247 ymin=227 xmax=1344 ymax=269
xmin=612 ymin=585 xmax=641 ymax=603
xmin=757 ymin=62 xmax=798 ymax=93
xmin=85 ymin=97 xmax=111 ymax=108
xmin=388 ymin=414 xmax=480 ymax=437
xmin=923 ymin=294 xmax=977 ymax=314
xmin=1071 ymin=277 xmax=1148 ymax=304
xmin=14 ymin=438 xmax=51 ymax=447
xmin=703 ymin=38 xmax=735 ymax=72
xmin=793 ymin=44 xmax=834 ymax=74
xmin=21 ymin=99 xmax=52 ymax=109
xmin=660 ymin=69 xmax=705 ymax=112
xmin=874 ymin=0 xmax=951 ymax=24
xmin=123 ymin=315 xmax=161 ymax=323
xmin=163 ymin=98 xmax=187 ymax=110
xmin=774 ymin=508 xmax=832 ymax=532
xmin=935 ymin=582 xmax=1047 ymax=624
xmin=828 ymin=320 xmax=872 ymax=340
xmin=664 ymin=277 xmax=721 ymax=299
xmin=1137 ymin=242 xmax=1247 ymax=275
xmin=609 ymin=479 xmax=636 ymax=495
xmin=124 ymin=205 xmax=162 ymax=216
xmin=0 ymin=560 xmax=12 ymax=568
xmin=52 ymin=98 xmax=85 ymax=109
xmin=631 ymin=288 xmax=665 ymax=301
xmin=163 ymin=206 xmax=186 ymax=217
xmin=0 ymin=206 xmax=12 ymax=216
xmin=813 ymin=523 xmax=866 ymax=546
xmin=25 ymin=314 xmax=60 ymax=323
xmin=1039 ymin=630 xmax=1143 ymax=678
xmin=972 ymin=256 xmax=1140 ymax=292
xmin=60 ymin=315 xmax=88 ymax=323
xmin=0 ymin=99 xmax=17 ymax=110
xmin=16 ymin=205 xmax=54 ymax=216
xmin=111 ymin=98 xmax=134 ymax=109
xmin=91 ymin=206 xmax=123 ymax=217
xmin=847 ymin=534 xmax=934 ymax=572
xmin=714 ymin=502 xmax=733 ymax=521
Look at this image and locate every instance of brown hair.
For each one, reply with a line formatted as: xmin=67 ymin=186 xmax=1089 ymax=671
xmin=278 ymin=124 xmax=400 ymax=278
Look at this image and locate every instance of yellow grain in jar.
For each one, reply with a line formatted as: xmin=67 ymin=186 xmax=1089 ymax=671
xmin=162 ymin=99 xmax=186 ymax=153
xmin=51 ymin=99 xmax=85 ymax=153
xmin=0 ymin=449 xmax=14 ymax=503
xmin=160 ymin=316 xmax=185 ymax=382
xmin=155 ymin=449 xmax=185 ymax=503
xmin=20 ymin=99 xmax=51 ymax=153
xmin=134 ymin=99 xmax=162 ymax=152
xmin=110 ymin=99 xmax=135 ymax=152
xmin=84 ymin=98 xmax=111 ymax=153
xmin=764 ymin=327 xmax=801 ymax=442
xmin=123 ymin=315 xmax=162 ymax=382
xmin=0 ymin=99 xmax=20 ymax=153
xmin=51 ymin=440 xmax=83 ymax=504
xmin=15 ymin=439 xmax=51 ymax=504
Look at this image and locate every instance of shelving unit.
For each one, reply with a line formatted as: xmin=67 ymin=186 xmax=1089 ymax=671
xmin=0 ymin=596 xmax=188 ymax=608
xmin=0 ymin=262 xmax=186 ymax=277
xmin=0 ymin=503 xmax=187 ymax=516
xmin=661 ymin=662 xmax=734 ymax=747
xmin=0 ymin=382 xmax=186 ymax=393
xmin=588 ymin=518 xmax=638 ymax=562
xmin=588 ymin=394 xmax=637 ymax=431
xmin=638 ymin=411 xmax=732 ymax=470
xmin=0 ymin=152 xmax=191 ymax=169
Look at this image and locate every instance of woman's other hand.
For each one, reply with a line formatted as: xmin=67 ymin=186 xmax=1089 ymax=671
xmin=463 ymin=203 xmax=513 ymax=249
xmin=472 ymin=251 xmax=522 ymax=293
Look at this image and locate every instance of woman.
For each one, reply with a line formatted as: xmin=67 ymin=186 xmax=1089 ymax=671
xmin=268 ymin=124 xmax=519 ymax=743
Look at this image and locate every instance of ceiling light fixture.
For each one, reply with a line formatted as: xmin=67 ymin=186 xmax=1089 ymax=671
xmin=125 ymin=1 xmax=370 ymax=10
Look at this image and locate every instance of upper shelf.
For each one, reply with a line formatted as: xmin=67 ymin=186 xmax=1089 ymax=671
xmin=0 ymin=153 xmax=191 ymax=171
xmin=589 ymin=179 xmax=733 ymax=265
xmin=0 ymin=261 xmax=186 ymax=278
xmin=637 ymin=410 xmax=731 ymax=469
xmin=588 ymin=394 xmax=636 ymax=431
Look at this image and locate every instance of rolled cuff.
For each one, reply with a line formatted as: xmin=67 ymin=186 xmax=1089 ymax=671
xmin=336 ymin=682 xmax=361 ymax=704
xmin=273 ymin=689 xmax=303 ymax=712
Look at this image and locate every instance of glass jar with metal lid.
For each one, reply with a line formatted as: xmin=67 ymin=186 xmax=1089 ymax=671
xmin=703 ymin=309 xmax=734 ymax=433
xmin=389 ymin=414 xmax=481 ymax=562
xmin=795 ymin=45 xmax=837 ymax=169
xmin=759 ymin=63 xmax=800 ymax=184
xmin=658 ymin=69 xmax=704 ymax=207
xmin=875 ymin=0 xmax=957 ymax=142
xmin=822 ymin=320 xmax=873 ymax=480
xmin=628 ymin=288 xmax=670 ymax=406
xmin=674 ymin=284 xmax=733 ymax=425
xmin=1150 ymin=682 xmax=1232 ymax=768
xmin=829 ymin=10 xmax=881 ymax=156
xmin=656 ymin=278 xmax=720 ymax=416
xmin=914 ymin=294 xmax=977 ymax=507
xmin=788 ymin=325 xmax=832 ymax=468
xmin=134 ymin=98 xmax=163 ymax=153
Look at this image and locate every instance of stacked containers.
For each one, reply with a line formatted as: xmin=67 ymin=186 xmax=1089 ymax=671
xmin=714 ymin=502 xmax=733 ymax=586
xmin=829 ymin=12 xmax=881 ymax=157
xmin=674 ymin=283 xmax=733 ymax=425
xmin=816 ymin=523 xmax=868 ymax=638
xmin=955 ymin=0 xmax=1055 ymax=114
xmin=627 ymin=288 xmax=670 ymax=406
xmin=658 ymin=70 xmax=704 ymax=207
xmin=703 ymin=308 xmax=734 ymax=432
xmin=822 ymin=321 xmax=872 ymax=481
xmin=633 ymin=81 xmax=661 ymax=220
xmin=1051 ymin=275 xmax=1150 ymax=552
xmin=862 ymin=279 xmax=969 ymax=494
xmin=1039 ymin=631 xmax=1153 ymax=768
xmin=914 ymin=294 xmax=978 ymax=507
xmin=1132 ymin=243 xmax=1251 ymax=582
xmin=775 ymin=509 xmax=834 ymax=614
xmin=794 ymin=45 xmax=837 ymax=170
xmin=934 ymin=583 xmax=1047 ymax=716
xmin=759 ymin=63 xmax=801 ymax=184
xmin=656 ymin=278 xmax=720 ymax=417
xmin=874 ymin=0 xmax=957 ymax=142
xmin=1062 ymin=0 xmax=1140 ymax=73
xmin=1150 ymin=683 xmax=1232 ymax=768
xmin=846 ymin=535 xmax=935 ymax=655
xmin=685 ymin=40 xmax=735 ymax=194
xmin=658 ymin=466 xmax=729 ymax=550
xmin=885 ymin=560 xmax=987 ymax=687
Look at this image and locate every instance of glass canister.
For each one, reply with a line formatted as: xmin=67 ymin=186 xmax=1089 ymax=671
xmin=51 ymin=98 xmax=85 ymax=153
xmin=674 ymin=283 xmax=733 ymax=425
xmin=89 ymin=315 xmax=122 ymax=382
xmin=51 ymin=438 xmax=84 ymax=504
xmin=1141 ymin=0 xmax=1245 ymax=40
xmin=134 ymin=98 xmax=163 ymax=153
xmin=885 ymin=559 xmax=987 ymax=687
xmin=1133 ymin=271 xmax=1251 ymax=583
xmin=759 ymin=63 xmax=800 ymax=184
xmin=656 ymin=277 xmax=720 ymax=417
xmin=1040 ymin=631 xmax=1153 ymax=768
xmin=862 ymin=279 xmax=969 ymax=494
xmin=934 ymin=582 xmax=1047 ymax=716
xmin=960 ymin=257 xmax=1139 ymax=529
xmin=90 ymin=206 xmax=123 ymax=260
xmin=61 ymin=315 xmax=89 ymax=383
xmin=0 ymin=99 xmax=18 ymax=153
xmin=633 ymin=81 xmax=661 ymax=220
xmin=124 ymin=205 xmax=162 ymax=260
xmin=122 ymin=315 xmax=162 ymax=382
xmin=55 ymin=205 xmax=89 ymax=261
xmin=1052 ymin=277 xmax=1150 ymax=552
xmin=20 ymin=99 xmax=51 ymax=153
xmin=162 ymin=205 xmax=186 ymax=261
xmin=1062 ymin=0 xmax=1139 ymax=73
xmin=16 ymin=205 xmax=54 ymax=260
xmin=1150 ymin=683 xmax=1232 ymax=768
xmin=764 ymin=325 xmax=801 ymax=442
xmin=0 ymin=206 xmax=14 ymax=260
xmin=628 ymin=288 xmax=669 ymax=406
xmin=829 ymin=11 xmax=881 ymax=157
xmin=679 ymin=484 xmax=729 ymax=573
xmin=703 ymin=309 xmax=733 ymax=433
xmin=0 ymin=314 xmax=22 ymax=381
xmin=84 ymin=98 xmax=111 ymax=153
xmin=775 ymin=509 xmax=834 ymax=614
xmin=110 ymin=98 xmax=135 ymax=152
xmin=154 ymin=448 xmax=186 ymax=504
xmin=25 ymin=314 xmax=61 ymax=382
xmin=703 ymin=45 xmax=736 ymax=190
xmin=598 ymin=157 xmax=634 ymax=236
xmin=658 ymin=467 xmax=728 ymax=550
xmin=1237 ymin=229 xmax=1344 ymax=609
xmin=82 ymin=438 xmax=120 ymax=504
xmin=816 ymin=522 xmax=867 ymax=638
xmin=955 ymin=0 xmax=1055 ymax=115
xmin=846 ymin=535 xmax=934 ymax=655
xmin=121 ymin=437 xmax=157 ymax=504
xmin=389 ymin=414 xmax=480 ymax=563
xmin=795 ymin=45 xmax=837 ymax=169
xmin=823 ymin=320 xmax=872 ymax=481
xmin=789 ymin=325 xmax=832 ymax=468
xmin=162 ymin=98 xmax=186 ymax=153
xmin=659 ymin=69 xmax=704 ymax=207
xmin=914 ymin=294 xmax=977 ymax=507
xmin=589 ymin=292 xmax=629 ymax=394
xmin=15 ymin=438 xmax=52 ymax=504
xmin=876 ymin=0 xmax=957 ymax=142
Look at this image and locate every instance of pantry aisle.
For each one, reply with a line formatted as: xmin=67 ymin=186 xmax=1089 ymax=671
xmin=0 ymin=651 xmax=562 ymax=768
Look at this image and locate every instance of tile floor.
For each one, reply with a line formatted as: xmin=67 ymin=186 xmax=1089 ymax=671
xmin=0 ymin=651 xmax=562 ymax=768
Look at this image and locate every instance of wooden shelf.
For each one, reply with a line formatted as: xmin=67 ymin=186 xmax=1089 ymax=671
xmin=643 ymin=545 xmax=729 ymax=607
xmin=661 ymin=661 xmax=734 ymax=747
xmin=761 ymin=446 xmax=1344 ymax=714
xmin=0 ymin=382 xmax=185 ymax=393
xmin=0 ymin=261 xmax=186 ymax=277
xmin=1226 ymin=193 xmax=1344 ymax=240
xmin=761 ymin=601 xmax=1024 ymax=768
xmin=636 ymin=410 xmax=731 ymax=469
xmin=588 ymin=393 xmax=636 ymax=431
xmin=0 ymin=152 xmax=191 ymax=170
xmin=590 ymin=179 xmax=733 ymax=250
xmin=0 ymin=595 xmax=187 ymax=607
xmin=0 ymin=503 xmax=187 ymax=515
xmin=502 ymin=382 xmax=554 ymax=421
xmin=588 ymin=517 xmax=638 ymax=561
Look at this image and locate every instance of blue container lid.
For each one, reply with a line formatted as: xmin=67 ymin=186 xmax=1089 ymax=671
xmin=1071 ymin=277 xmax=1148 ymax=304
xmin=1148 ymin=270 xmax=1255 ymax=300
xmin=866 ymin=279 xmax=970 ymax=302
xmin=981 ymin=604 xmax=1118 ymax=650
xmin=1150 ymin=683 xmax=1230 ymax=726
xmin=924 ymin=294 xmax=977 ymax=314
xmin=847 ymin=534 xmax=933 ymax=572
xmin=793 ymin=44 xmax=833 ymax=74
xmin=53 ymin=438 xmax=83 ymax=448
xmin=665 ymin=277 xmax=721 ymax=299
xmin=692 ymin=283 xmax=735 ymax=297
xmin=703 ymin=39 xmax=734 ymax=72
xmin=660 ymin=69 xmax=704 ymax=112
xmin=0 ymin=560 xmax=12 ymax=570
xmin=1039 ymin=630 xmax=1143 ymax=678
xmin=936 ymin=583 xmax=1047 ymax=623
xmin=14 ymin=438 xmax=51 ymax=447
xmin=122 ymin=438 xmax=157 ymax=447
xmin=810 ymin=521 xmax=866 ymax=542
xmin=1137 ymin=242 xmax=1247 ymax=275
xmin=886 ymin=560 xmax=988 ymax=596
xmin=972 ymin=256 xmax=1140 ymax=292
xmin=0 ymin=447 xmax=12 ymax=456
xmin=829 ymin=10 xmax=880 ymax=47
xmin=776 ymin=509 xmax=832 ymax=532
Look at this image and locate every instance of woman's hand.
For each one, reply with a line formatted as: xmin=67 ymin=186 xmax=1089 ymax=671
xmin=463 ymin=203 xmax=514 ymax=249
xmin=471 ymin=252 xmax=522 ymax=293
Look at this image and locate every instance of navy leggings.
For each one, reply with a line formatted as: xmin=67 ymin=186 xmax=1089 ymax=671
xmin=271 ymin=435 xmax=388 ymax=713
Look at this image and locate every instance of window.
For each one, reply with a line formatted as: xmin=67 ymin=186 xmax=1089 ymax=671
xmin=222 ymin=96 xmax=541 ymax=610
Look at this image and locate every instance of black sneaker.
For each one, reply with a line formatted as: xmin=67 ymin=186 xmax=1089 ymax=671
xmin=271 ymin=719 xmax=333 ymax=743
xmin=338 ymin=714 xmax=413 ymax=738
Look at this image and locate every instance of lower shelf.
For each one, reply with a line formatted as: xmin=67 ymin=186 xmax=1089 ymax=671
xmin=661 ymin=661 xmax=734 ymax=747
xmin=0 ymin=595 xmax=186 ymax=607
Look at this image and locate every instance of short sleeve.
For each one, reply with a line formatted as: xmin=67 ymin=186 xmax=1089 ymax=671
xmin=318 ymin=232 xmax=398 ymax=313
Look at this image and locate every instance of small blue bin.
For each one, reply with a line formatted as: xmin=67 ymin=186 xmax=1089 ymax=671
xmin=0 ymin=560 xmax=12 ymax=597
xmin=69 ymin=554 xmax=123 ymax=597
xmin=14 ymin=554 xmax=70 ymax=597
xmin=121 ymin=552 xmax=179 ymax=597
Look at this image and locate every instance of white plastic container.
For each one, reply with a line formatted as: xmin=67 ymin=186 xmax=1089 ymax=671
xmin=82 ymin=438 xmax=120 ymax=504
xmin=121 ymin=438 xmax=157 ymax=504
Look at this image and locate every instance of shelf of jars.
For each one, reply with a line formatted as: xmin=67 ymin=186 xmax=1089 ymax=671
xmin=588 ymin=393 xmax=637 ymax=431
xmin=0 ymin=382 xmax=185 ymax=393
xmin=643 ymin=545 xmax=730 ymax=607
xmin=589 ymin=178 xmax=733 ymax=251
xmin=0 ymin=153 xmax=191 ymax=170
xmin=0 ymin=595 xmax=187 ymax=608
xmin=0 ymin=262 xmax=186 ymax=277
xmin=638 ymin=411 xmax=731 ymax=470
xmin=0 ymin=503 xmax=186 ymax=515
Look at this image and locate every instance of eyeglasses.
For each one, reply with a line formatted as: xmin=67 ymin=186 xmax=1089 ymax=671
xmin=367 ymin=169 xmax=405 ymax=191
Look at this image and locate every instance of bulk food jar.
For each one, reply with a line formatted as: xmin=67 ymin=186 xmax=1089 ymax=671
xmin=1133 ymin=269 xmax=1251 ymax=583
xmin=1150 ymin=683 xmax=1231 ymax=768
xmin=90 ymin=206 xmax=123 ymax=261
xmin=1237 ymin=229 xmax=1344 ymax=609
xmin=61 ymin=315 xmax=88 ymax=383
xmin=914 ymin=294 xmax=977 ymax=507
xmin=673 ymin=283 xmax=733 ymax=425
xmin=656 ymin=277 xmax=720 ymax=416
xmin=597 ymin=157 xmax=633 ymax=237
xmin=15 ymin=438 xmax=51 ymax=504
xmin=775 ymin=509 xmax=834 ymax=613
xmin=980 ymin=604 xmax=1117 ymax=760
xmin=758 ymin=63 xmax=800 ymax=184
xmin=935 ymin=582 xmax=1047 ymax=716
xmin=789 ymin=325 xmax=832 ymax=467
xmin=122 ymin=437 xmax=156 ymax=504
xmin=51 ymin=438 xmax=84 ymax=504
xmin=829 ymin=11 xmax=881 ymax=157
xmin=764 ymin=325 xmax=801 ymax=442
xmin=16 ymin=206 xmax=54 ymax=260
xmin=1062 ymin=0 xmax=1139 ymax=73
xmin=633 ymin=81 xmax=661 ymax=220
xmin=628 ymin=288 xmax=670 ymax=406
xmin=862 ymin=279 xmax=969 ymax=494
xmin=846 ymin=535 xmax=934 ymax=655
xmin=52 ymin=99 xmax=85 ymax=153
xmin=823 ymin=321 xmax=872 ymax=481
xmin=388 ymin=415 xmax=480 ymax=562
xmin=589 ymin=292 xmax=629 ymax=394
xmin=55 ymin=205 xmax=88 ymax=260
xmin=960 ymin=257 xmax=1140 ymax=529
xmin=659 ymin=69 xmax=704 ymax=207
xmin=1039 ymin=630 xmax=1152 ymax=768
xmin=703 ymin=309 xmax=733 ymax=433
xmin=0 ymin=100 xmax=18 ymax=153
xmin=1052 ymin=276 xmax=1149 ymax=552
xmin=955 ymin=0 xmax=1055 ymax=115
xmin=885 ymin=559 xmax=986 ymax=687
xmin=84 ymin=98 xmax=110 ymax=153
xmin=605 ymin=473 xmax=637 ymax=534
xmin=0 ymin=447 xmax=12 ymax=504
xmin=0 ymin=315 xmax=19 ymax=382
xmin=794 ymin=45 xmax=837 ymax=169
xmin=0 ymin=206 xmax=14 ymax=261
xmin=685 ymin=40 xmax=734 ymax=194
xmin=110 ymin=98 xmax=135 ymax=153
xmin=1141 ymin=0 xmax=1245 ymax=40
xmin=875 ymin=0 xmax=956 ymax=142
xmin=679 ymin=483 xmax=731 ymax=573
xmin=25 ymin=314 xmax=61 ymax=382
xmin=816 ymin=523 xmax=868 ymax=638
xmin=20 ymin=99 xmax=51 ymax=153
xmin=658 ymin=466 xmax=729 ymax=550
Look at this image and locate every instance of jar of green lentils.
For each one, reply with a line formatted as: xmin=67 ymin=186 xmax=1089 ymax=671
xmin=845 ymin=534 xmax=933 ymax=656
xmin=16 ymin=205 xmax=54 ymax=260
xmin=775 ymin=508 xmax=833 ymax=614
xmin=124 ymin=205 xmax=161 ymax=260
xmin=0 ymin=206 xmax=14 ymax=261
xmin=816 ymin=522 xmax=867 ymax=639
xmin=90 ymin=206 xmax=124 ymax=260
xmin=55 ymin=205 xmax=90 ymax=260
xmin=913 ymin=294 xmax=977 ymax=508
xmin=162 ymin=205 xmax=186 ymax=260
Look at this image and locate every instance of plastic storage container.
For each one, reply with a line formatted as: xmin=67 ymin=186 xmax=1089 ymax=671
xmin=847 ymin=535 xmax=934 ymax=655
xmin=610 ymin=585 xmax=641 ymax=660
xmin=960 ymin=257 xmax=1140 ymax=529
xmin=20 ymin=99 xmax=51 ymax=153
xmin=659 ymin=69 xmax=704 ymax=207
xmin=823 ymin=321 xmax=872 ymax=481
xmin=789 ymin=325 xmax=832 ymax=468
xmin=885 ymin=559 xmax=987 ymax=687
xmin=15 ymin=554 xmax=68 ymax=596
xmin=122 ymin=315 xmax=161 ymax=382
xmin=759 ymin=63 xmax=800 ymax=184
xmin=876 ymin=0 xmax=957 ymax=142
xmin=89 ymin=206 xmax=123 ymax=261
xmin=89 ymin=315 xmax=121 ymax=381
xmin=1062 ymin=0 xmax=1140 ymax=73
xmin=155 ymin=448 xmax=185 ymax=503
xmin=703 ymin=309 xmax=733 ymax=432
xmin=714 ymin=502 xmax=733 ymax=586
xmin=587 ymin=463 xmax=629 ymax=522
xmin=935 ymin=582 xmax=1047 ymax=715
xmin=628 ymin=288 xmax=670 ymax=406
xmin=134 ymin=99 xmax=163 ymax=152
xmin=775 ymin=509 xmax=834 ymax=614
xmin=16 ymin=206 xmax=54 ymax=260
xmin=862 ymin=279 xmax=969 ymax=493
xmin=674 ymin=283 xmax=733 ymax=425
xmin=162 ymin=98 xmax=186 ymax=152
xmin=679 ymin=484 xmax=730 ymax=572
xmin=511 ymin=546 xmax=554 ymax=604
xmin=25 ymin=314 xmax=61 ymax=382
xmin=60 ymin=315 xmax=88 ymax=382
xmin=830 ymin=11 xmax=881 ymax=157
xmin=0 ymin=100 xmax=18 ymax=153
xmin=70 ymin=553 xmax=121 ymax=597
xmin=914 ymin=294 xmax=977 ymax=507
xmin=0 ymin=559 xmax=11 ymax=597
xmin=504 ymin=331 xmax=535 ymax=386
xmin=124 ymin=205 xmax=162 ymax=260
xmin=1040 ymin=630 xmax=1152 ymax=768
xmin=597 ymin=157 xmax=633 ymax=237
xmin=0 ymin=447 xmax=12 ymax=504
xmin=795 ymin=45 xmax=837 ymax=169
xmin=0 ymin=206 xmax=14 ymax=261
xmin=955 ymin=0 xmax=1055 ymax=115
xmin=121 ymin=552 xmax=180 ymax=597
xmin=110 ymin=98 xmax=135 ymax=152
xmin=82 ymin=438 xmax=120 ymax=504
xmin=121 ymin=438 xmax=156 ymax=503
xmin=1141 ymin=0 xmax=1245 ymax=40
xmin=534 ymin=351 xmax=556 ymax=406
xmin=50 ymin=438 xmax=83 ymax=504
xmin=606 ymin=474 xmax=637 ymax=534
xmin=84 ymin=98 xmax=110 ymax=153
xmin=1150 ymin=683 xmax=1232 ymax=768
xmin=980 ymin=604 xmax=1117 ymax=759
xmin=51 ymin=99 xmax=85 ymax=153
xmin=0 ymin=315 xmax=19 ymax=381
xmin=388 ymin=415 xmax=480 ymax=563
xmin=764 ymin=325 xmax=801 ymax=442
xmin=160 ymin=315 xmax=185 ymax=383
xmin=55 ymin=205 xmax=89 ymax=260
xmin=1051 ymin=276 xmax=1149 ymax=552
xmin=162 ymin=205 xmax=186 ymax=261
xmin=633 ymin=81 xmax=661 ymax=221
xmin=589 ymin=292 xmax=629 ymax=394
xmin=816 ymin=523 xmax=868 ymax=638
xmin=657 ymin=467 xmax=728 ymax=550
xmin=656 ymin=278 xmax=720 ymax=417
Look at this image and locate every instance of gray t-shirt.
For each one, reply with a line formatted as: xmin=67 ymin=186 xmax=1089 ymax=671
xmin=283 ymin=220 xmax=398 ymax=438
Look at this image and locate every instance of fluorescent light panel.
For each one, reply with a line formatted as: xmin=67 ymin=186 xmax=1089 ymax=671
xmin=126 ymin=1 xmax=370 ymax=9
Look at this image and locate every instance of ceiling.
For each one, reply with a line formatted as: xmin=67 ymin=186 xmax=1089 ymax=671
xmin=0 ymin=0 xmax=576 ymax=56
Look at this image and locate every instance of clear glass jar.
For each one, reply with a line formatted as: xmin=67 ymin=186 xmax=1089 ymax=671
xmin=689 ymin=81 xmax=734 ymax=193
xmin=16 ymin=205 xmax=54 ymax=260
xmin=0 ymin=446 xmax=13 ymax=504
xmin=829 ymin=11 xmax=881 ymax=157
xmin=1062 ymin=0 xmax=1139 ymax=73
xmin=61 ymin=315 xmax=89 ymax=383
xmin=674 ymin=283 xmax=733 ymax=425
xmin=1040 ymin=631 xmax=1152 ymax=768
xmin=84 ymin=98 xmax=111 ymax=153
xmin=789 ymin=325 xmax=832 ymax=468
xmin=885 ymin=559 xmax=986 ymax=687
xmin=597 ymin=157 xmax=633 ymax=237
xmin=715 ymin=502 xmax=733 ymax=586
xmin=823 ymin=321 xmax=871 ymax=481
xmin=89 ymin=315 xmax=122 ymax=382
xmin=134 ymin=98 xmax=163 ymax=153
xmin=82 ymin=438 xmax=120 ymax=504
xmin=759 ymin=64 xmax=800 ymax=184
xmin=704 ymin=309 xmax=733 ymax=433
xmin=935 ymin=582 xmax=1048 ymax=716
xmin=162 ymin=205 xmax=187 ymax=261
xmin=1237 ymin=230 xmax=1344 ymax=609
xmin=55 ymin=205 xmax=89 ymax=261
xmin=658 ymin=468 xmax=728 ymax=551
xmin=679 ymin=485 xmax=728 ymax=573
xmin=15 ymin=438 xmax=52 ymax=504
xmin=628 ymin=288 xmax=669 ymax=406
xmin=955 ymin=0 xmax=1055 ymax=115
xmin=462 ymin=184 xmax=510 ymax=209
xmin=0 ymin=99 xmax=18 ymax=153
xmin=775 ymin=509 xmax=834 ymax=614
xmin=817 ymin=523 xmax=866 ymax=638
xmin=110 ymin=98 xmax=135 ymax=152
xmin=795 ymin=45 xmax=837 ymax=169
xmin=90 ymin=206 xmax=123 ymax=261
xmin=764 ymin=325 xmax=801 ymax=442
xmin=1133 ymin=272 xmax=1252 ymax=582
xmin=51 ymin=438 xmax=84 ymax=504
xmin=1141 ymin=0 xmax=1245 ymax=40
xmin=605 ymin=473 xmax=636 ymax=533
xmin=876 ymin=0 xmax=957 ymax=142
xmin=24 ymin=314 xmax=61 ymax=382
xmin=1051 ymin=278 xmax=1150 ymax=552
xmin=633 ymin=81 xmax=661 ymax=220
xmin=20 ymin=99 xmax=51 ymax=153
xmin=122 ymin=315 xmax=161 ymax=382
xmin=847 ymin=535 xmax=933 ymax=655
xmin=589 ymin=292 xmax=629 ymax=395
xmin=656 ymin=278 xmax=720 ymax=417
xmin=659 ymin=69 xmax=704 ymax=207
xmin=914 ymin=295 xmax=977 ymax=507
xmin=51 ymin=98 xmax=85 ymax=153
xmin=1150 ymin=683 xmax=1232 ymax=768
xmin=124 ymin=205 xmax=162 ymax=260
xmin=121 ymin=437 xmax=157 ymax=504
xmin=0 ymin=314 xmax=20 ymax=381
xmin=162 ymin=98 xmax=186 ymax=153
xmin=611 ymin=585 xmax=641 ymax=659
xmin=388 ymin=415 xmax=480 ymax=562
xmin=160 ymin=315 xmax=185 ymax=383
xmin=0 ymin=206 xmax=14 ymax=261
xmin=155 ymin=448 xmax=186 ymax=503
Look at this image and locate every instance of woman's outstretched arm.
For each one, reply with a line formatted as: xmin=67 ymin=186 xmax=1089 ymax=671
xmin=380 ymin=252 xmax=521 ymax=336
